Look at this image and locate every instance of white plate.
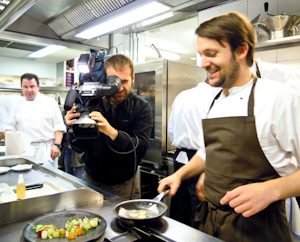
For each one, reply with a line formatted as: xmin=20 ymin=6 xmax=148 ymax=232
xmin=11 ymin=164 xmax=32 ymax=171
xmin=0 ymin=167 xmax=11 ymax=174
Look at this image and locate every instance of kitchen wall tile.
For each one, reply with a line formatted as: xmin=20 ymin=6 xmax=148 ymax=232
xmin=254 ymin=49 xmax=277 ymax=63
xmin=248 ymin=0 xmax=278 ymax=21
xmin=277 ymin=46 xmax=300 ymax=61
xmin=276 ymin=59 xmax=300 ymax=71
xmin=278 ymin=0 xmax=300 ymax=15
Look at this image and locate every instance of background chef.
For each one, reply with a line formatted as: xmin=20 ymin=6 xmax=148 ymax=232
xmin=5 ymin=73 xmax=66 ymax=167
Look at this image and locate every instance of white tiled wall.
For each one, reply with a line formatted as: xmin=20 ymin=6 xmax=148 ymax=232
xmin=197 ymin=0 xmax=300 ymax=72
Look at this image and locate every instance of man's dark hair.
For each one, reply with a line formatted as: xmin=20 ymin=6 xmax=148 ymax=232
xmin=20 ymin=73 xmax=40 ymax=86
xmin=104 ymin=54 xmax=134 ymax=77
xmin=195 ymin=11 xmax=255 ymax=67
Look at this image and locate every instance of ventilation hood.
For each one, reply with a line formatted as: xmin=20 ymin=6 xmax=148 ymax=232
xmin=0 ymin=0 xmax=236 ymax=62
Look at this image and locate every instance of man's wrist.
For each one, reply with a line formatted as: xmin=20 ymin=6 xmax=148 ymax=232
xmin=54 ymin=143 xmax=62 ymax=149
xmin=67 ymin=124 xmax=73 ymax=133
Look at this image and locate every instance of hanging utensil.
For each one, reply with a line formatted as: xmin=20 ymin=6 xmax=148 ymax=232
xmin=251 ymin=14 xmax=261 ymax=25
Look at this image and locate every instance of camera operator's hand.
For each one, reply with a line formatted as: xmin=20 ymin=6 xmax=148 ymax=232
xmin=65 ymin=104 xmax=81 ymax=126
xmin=90 ymin=111 xmax=118 ymax=141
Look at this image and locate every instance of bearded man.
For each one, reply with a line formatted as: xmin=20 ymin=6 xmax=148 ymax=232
xmin=65 ymin=54 xmax=153 ymax=199
xmin=158 ymin=12 xmax=300 ymax=242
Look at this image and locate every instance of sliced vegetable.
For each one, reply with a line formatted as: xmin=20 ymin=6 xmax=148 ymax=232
xmin=68 ymin=230 xmax=75 ymax=240
xmin=31 ymin=216 xmax=101 ymax=240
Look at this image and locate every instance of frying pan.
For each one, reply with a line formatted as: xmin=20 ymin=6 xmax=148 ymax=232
xmin=113 ymin=190 xmax=169 ymax=226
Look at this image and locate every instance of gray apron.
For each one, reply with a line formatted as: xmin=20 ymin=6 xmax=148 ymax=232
xmin=195 ymin=76 xmax=292 ymax=242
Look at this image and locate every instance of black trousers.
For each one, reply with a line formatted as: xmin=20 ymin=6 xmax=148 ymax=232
xmin=170 ymin=148 xmax=200 ymax=228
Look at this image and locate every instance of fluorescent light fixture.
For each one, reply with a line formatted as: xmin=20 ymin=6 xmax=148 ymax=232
xmin=142 ymin=12 xmax=173 ymax=26
xmin=28 ymin=45 xmax=66 ymax=58
xmin=0 ymin=0 xmax=11 ymax=4
xmin=76 ymin=1 xmax=171 ymax=39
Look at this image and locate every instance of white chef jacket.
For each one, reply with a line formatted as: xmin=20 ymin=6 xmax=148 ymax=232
xmin=168 ymin=82 xmax=220 ymax=164
xmin=250 ymin=58 xmax=300 ymax=92
xmin=196 ymin=78 xmax=300 ymax=177
xmin=0 ymin=94 xmax=22 ymax=132
xmin=168 ymin=82 xmax=219 ymax=149
xmin=5 ymin=93 xmax=66 ymax=167
xmin=5 ymin=92 xmax=66 ymax=142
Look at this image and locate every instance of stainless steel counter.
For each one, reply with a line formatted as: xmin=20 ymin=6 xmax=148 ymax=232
xmin=0 ymin=157 xmax=223 ymax=242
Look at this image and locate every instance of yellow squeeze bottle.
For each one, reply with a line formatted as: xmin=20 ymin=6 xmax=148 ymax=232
xmin=16 ymin=174 xmax=25 ymax=199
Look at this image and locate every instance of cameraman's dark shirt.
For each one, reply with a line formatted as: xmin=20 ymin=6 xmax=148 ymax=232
xmin=68 ymin=92 xmax=153 ymax=185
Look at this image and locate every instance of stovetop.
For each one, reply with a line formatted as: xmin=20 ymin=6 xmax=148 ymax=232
xmin=106 ymin=218 xmax=176 ymax=242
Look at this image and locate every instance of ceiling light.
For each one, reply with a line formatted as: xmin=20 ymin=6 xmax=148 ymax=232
xmin=0 ymin=0 xmax=11 ymax=5
xmin=28 ymin=45 xmax=66 ymax=58
xmin=0 ymin=5 xmax=5 ymax=11
xmin=142 ymin=12 xmax=174 ymax=26
xmin=76 ymin=1 xmax=171 ymax=39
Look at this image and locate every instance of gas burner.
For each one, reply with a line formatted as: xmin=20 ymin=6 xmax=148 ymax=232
xmin=109 ymin=218 xmax=175 ymax=242
xmin=115 ymin=217 xmax=165 ymax=231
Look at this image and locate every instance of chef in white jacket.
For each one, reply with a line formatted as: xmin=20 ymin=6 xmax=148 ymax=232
xmin=0 ymin=94 xmax=22 ymax=140
xmin=158 ymin=12 xmax=300 ymax=242
xmin=167 ymin=58 xmax=300 ymax=230
xmin=5 ymin=73 xmax=66 ymax=168
xmin=251 ymin=58 xmax=300 ymax=238
xmin=168 ymin=81 xmax=219 ymax=227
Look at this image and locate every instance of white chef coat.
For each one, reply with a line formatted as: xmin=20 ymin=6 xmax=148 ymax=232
xmin=5 ymin=93 xmax=66 ymax=166
xmin=196 ymin=78 xmax=300 ymax=236
xmin=250 ymin=58 xmax=300 ymax=92
xmin=168 ymin=82 xmax=220 ymax=164
xmin=0 ymin=94 xmax=22 ymax=132
xmin=197 ymin=78 xmax=300 ymax=176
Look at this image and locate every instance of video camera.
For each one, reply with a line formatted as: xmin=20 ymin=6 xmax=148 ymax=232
xmin=64 ymin=49 xmax=122 ymax=139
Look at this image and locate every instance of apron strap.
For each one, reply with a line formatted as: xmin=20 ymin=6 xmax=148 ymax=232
xmin=255 ymin=60 xmax=262 ymax=78
xmin=207 ymin=75 xmax=258 ymax=117
xmin=247 ymin=74 xmax=258 ymax=117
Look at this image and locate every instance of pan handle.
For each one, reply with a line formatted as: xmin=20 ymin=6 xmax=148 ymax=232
xmin=153 ymin=189 xmax=169 ymax=202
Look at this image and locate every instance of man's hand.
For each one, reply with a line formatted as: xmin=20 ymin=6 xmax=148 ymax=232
xmin=64 ymin=104 xmax=80 ymax=126
xmin=51 ymin=145 xmax=60 ymax=160
xmin=220 ymin=181 xmax=277 ymax=217
xmin=196 ymin=172 xmax=206 ymax=201
xmin=157 ymin=174 xmax=181 ymax=198
xmin=90 ymin=111 xmax=118 ymax=140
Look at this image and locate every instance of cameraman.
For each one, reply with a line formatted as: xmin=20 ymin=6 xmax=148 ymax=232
xmin=65 ymin=54 xmax=153 ymax=199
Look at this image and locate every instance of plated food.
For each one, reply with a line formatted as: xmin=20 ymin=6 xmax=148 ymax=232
xmin=127 ymin=210 xmax=157 ymax=219
xmin=31 ymin=217 xmax=101 ymax=240
xmin=11 ymin=164 xmax=32 ymax=171
xmin=23 ymin=210 xmax=107 ymax=242
xmin=0 ymin=166 xmax=10 ymax=174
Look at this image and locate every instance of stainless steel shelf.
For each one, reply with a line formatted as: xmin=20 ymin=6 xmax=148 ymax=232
xmin=256 ymin=35 xmax=300 ymax=51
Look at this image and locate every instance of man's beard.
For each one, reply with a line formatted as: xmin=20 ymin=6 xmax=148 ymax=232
xmin=208 ymin=55 xmax=240 ymax=88
xmin=111 ymin=89 xmax=130 ymax=107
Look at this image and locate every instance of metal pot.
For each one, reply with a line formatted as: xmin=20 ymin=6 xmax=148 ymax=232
xmin=290 ymin=23 xmax=300 ymax=36
xmin=253 ymin=23 xmax=269 ymax=42
xmin=113 ymin=190 xmax=169 ymax=227
xmin=261 ymin=14 xmax=300 ymax=39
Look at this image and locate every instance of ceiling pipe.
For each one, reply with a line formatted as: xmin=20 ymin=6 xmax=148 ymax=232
xmin=0 ymin=0 xmax=37 ymax=33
